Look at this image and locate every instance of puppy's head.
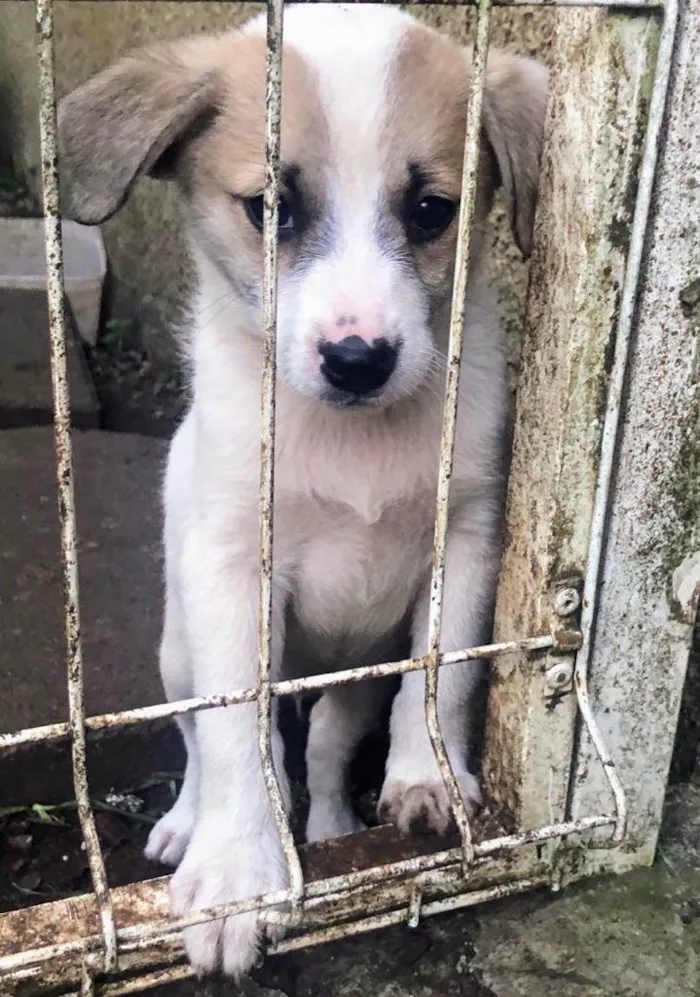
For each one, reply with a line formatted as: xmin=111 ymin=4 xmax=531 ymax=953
xmin=59 ymin=5 xmax=548 ymax=408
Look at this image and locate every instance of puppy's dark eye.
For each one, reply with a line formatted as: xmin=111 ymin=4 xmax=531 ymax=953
xmin=406 ymin=196 xmax=457 ymax=244
xmin=243 ymin=194 xmax=296 ymax=238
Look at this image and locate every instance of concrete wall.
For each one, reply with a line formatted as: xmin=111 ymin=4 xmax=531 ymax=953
xmin=0 ymin=2 xmax=557 ymax=370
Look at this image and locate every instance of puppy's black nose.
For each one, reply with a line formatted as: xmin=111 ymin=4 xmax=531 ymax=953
xmin=319 ymin=336 xmax=398 ymax=396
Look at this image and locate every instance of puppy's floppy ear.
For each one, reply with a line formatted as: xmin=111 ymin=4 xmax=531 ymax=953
xmin=482 ymin=52 xmax=549 ymax=258
xmin=58 ymin=39 xmax=219 ymax=225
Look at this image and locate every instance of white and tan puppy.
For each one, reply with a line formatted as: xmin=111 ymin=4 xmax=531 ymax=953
xmin=58 ymin=3 xmax=547 ymax=978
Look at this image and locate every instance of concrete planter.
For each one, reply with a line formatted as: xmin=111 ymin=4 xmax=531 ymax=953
xmin=0 ymin=216 xmax=106 ymax=345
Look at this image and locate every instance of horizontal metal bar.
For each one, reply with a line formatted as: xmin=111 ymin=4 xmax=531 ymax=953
xmin=0 ymin=634 xmax=559 ymax=749
xmin=12 ymin=0 xmax=668 ymax=7
xmin=0 ymin=812 xmax=612 ymax=978
xmin=270 ymin=876 xmax=550 ymax=954
xmin=114 ymin=815 xmax=612 ymax=949
xmin=17 ymin=876 xmax=552 ymax=997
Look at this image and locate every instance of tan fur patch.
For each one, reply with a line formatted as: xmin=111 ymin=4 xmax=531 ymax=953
xmin=481 ymin=49 xmax=549 ymax=256
xmin=58 ymin=16 xmax=545 ymax=301
xmin=385 ymin=25 xmax=548 ymax=263
xmin=383 ymin=25 xmax=497 ymax=294
xmin=59 ymin=29 xmax=331 ymax=283
xmin=180 ymin=34 xmax=328 ymax=196
xmin=180 ymin=33 xmax=330 ymax=281
xmin=57 ymin=36 xmax=221 ymax=223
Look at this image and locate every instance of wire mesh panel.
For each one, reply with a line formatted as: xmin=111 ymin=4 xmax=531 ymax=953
xmin=0 ymin=0 xmax=697 ymax=992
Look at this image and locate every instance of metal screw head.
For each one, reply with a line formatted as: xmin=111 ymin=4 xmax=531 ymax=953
xmin=545 ymin=661 xmax=574 ymax=693
xmin=554 ymin=587 xmax=581 ymax=617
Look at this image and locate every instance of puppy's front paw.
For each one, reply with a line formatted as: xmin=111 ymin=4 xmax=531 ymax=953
xmin=378 ymin=770 xmax=481 ymax=836
xmin=169 ymin=820 xmax=287 ymax=979
xmin=144 ymin=795 xmax=195 ymax=868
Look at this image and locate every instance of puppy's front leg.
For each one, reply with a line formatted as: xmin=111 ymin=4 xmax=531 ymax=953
xmin=379 ymin=517 xmax=500 ymax=836
xmin=170 ymin=531 xmax=289 ymax=978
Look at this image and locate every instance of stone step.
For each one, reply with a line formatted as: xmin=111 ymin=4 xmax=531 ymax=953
xmin=0 ymin=288 xmax=99 ymax=429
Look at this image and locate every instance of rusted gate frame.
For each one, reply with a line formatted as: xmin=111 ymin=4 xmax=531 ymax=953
xmin=0 ymin=0 xmax=681 ymax=990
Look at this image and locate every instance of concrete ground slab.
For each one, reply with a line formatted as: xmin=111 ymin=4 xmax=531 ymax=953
xmin=0 ymin=426 xmax=167 ymax=733
xmin=470 ymin=782 xmax=700 ymax=997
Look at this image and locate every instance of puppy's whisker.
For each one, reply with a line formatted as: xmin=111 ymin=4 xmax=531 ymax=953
xmin=195 ymin=289 xmax=238 ymax=319
xmin=197 ymin=294 xmax=241 ymax=336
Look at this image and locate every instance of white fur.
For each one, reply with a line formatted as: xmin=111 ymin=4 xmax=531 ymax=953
xmin=143 ymin=3 xmax=508 ymax=979
xmin=242 ymin=5 xmax=437 ymax=405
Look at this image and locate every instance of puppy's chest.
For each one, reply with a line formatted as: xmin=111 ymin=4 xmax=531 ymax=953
xmin=272 ymin=404 xmax=470 ymax=645
xmin=285 ymin=490 xmax=435 ymax=647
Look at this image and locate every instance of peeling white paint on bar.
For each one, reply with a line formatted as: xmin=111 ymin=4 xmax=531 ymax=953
xmin=34 ymin=0 xmax=118 ymax=975
xmin=256 ymin=0 xmax=306 ymax=916
xmin=424 ymin=0 xmax=493 ymax=872
xmin=0 ymin=814 xmax=614 ymax=982
xmin=0 ymin=634 xmax=561 ymax=749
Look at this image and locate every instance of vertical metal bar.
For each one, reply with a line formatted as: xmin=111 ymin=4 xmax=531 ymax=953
xmin=572 ymin=0 xmax=679 ymax=844
xmin=425 ymin=0 xmax=493 ymax=867
xmin=34 ymin=0 xmax=118 ymax=973
xmin=258 ymin=0 xmax=304 ymax=906
xmin=407 ymin=885 xmax=423 ymax=928
xmin=80 ymin=965 xmax=96 ymax=997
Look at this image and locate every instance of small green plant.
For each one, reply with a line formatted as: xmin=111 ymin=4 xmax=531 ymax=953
xmin=100 ymin=317 xmax=132 ymax=353
xmin=0 ymin=774 xmax=184 ymax=827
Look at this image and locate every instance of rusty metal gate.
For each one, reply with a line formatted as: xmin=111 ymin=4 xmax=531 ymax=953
xmin=0 ymin=0 xmax=698 ymax=992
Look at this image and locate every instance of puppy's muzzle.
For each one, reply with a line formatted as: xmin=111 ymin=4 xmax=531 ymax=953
xmin=319 ymin=335 xmax=398 ymax=397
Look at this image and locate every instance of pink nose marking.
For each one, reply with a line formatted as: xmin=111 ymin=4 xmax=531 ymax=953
xmin=319 ymin=313 xmax=383 ymax=345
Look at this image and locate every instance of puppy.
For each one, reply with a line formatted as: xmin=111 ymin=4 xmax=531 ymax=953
xmin=58 ymin=3 xmax=547 ymax=978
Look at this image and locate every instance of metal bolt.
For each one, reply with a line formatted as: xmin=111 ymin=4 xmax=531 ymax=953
xmin=554 ymin=587 xmax=581 ymax=617
xmin=545 ymin=662 xmax=574 ymax=693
